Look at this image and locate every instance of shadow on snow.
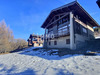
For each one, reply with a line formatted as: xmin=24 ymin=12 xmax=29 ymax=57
xmin=0 ymin=64 xmax=36 ymax=75
xmin=0 ymin=64 xmax=74 ymax=75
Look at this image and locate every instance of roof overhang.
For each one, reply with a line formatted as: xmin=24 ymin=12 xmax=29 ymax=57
xmin=97 ymin=0 xmax=100 ymax=8
xmin=41 ymin=1 xmax=99 ymax=28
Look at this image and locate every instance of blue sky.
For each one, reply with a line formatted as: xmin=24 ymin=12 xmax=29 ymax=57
xmin=0 ymin=0 xmax=100 ymax=40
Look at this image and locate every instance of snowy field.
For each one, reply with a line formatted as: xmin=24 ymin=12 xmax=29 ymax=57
xmin=0 ymin=47 xmax=100 ymax=75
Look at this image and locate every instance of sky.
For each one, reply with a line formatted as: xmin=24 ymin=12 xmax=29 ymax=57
xmin=0 ymin=0 xmax=100 ymax=41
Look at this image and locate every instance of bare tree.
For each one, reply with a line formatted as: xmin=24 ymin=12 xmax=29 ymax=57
xmin=15 ymin=39 xmax=28 ymax=49
xmin=0 ymin=20 xmax=13 ymax=53
xmin=0 ymin=20 xmax=28 ymax=53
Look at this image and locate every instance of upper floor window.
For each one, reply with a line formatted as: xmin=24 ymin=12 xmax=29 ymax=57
xmin=75 ymin=22 xmax=81 ymax=34
xmin=82 ymin=27 xmax=88 ymax=36
xmin=62 ymin=16 xmax=68 ymax=23
xmin=33 ymin=38 xmax=37 ymax=41
xmin=48 ymin=30 xmax=54 ymax=38
xmin=58 ymin=25 xmax=69 ymax=36
xmin=58 ymin=19 xmax=62 ymax=25
xmin=41 ymin=37 xmax=44 ymax=41
xmin=60 ymin=15 xmax=63 ymax=17
xmin=46 ymin=29 xmax=48 ymax=34
xmin=57 ymin=15 xmax=69 ymax=26
xmin=82 ymin=27 xmax=87 ymax=33
xmin=55 ymin=16 xmax=59 ymax=20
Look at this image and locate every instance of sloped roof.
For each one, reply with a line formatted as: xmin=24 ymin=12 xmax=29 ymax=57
xmin=41 ymin=1 xmax=99 ymax=28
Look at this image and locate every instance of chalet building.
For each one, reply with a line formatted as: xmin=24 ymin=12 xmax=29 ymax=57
xmin=27 ymin=34 xmax=43 ymax=47
xmin=41 ymin=1 xmax=99 ymax=50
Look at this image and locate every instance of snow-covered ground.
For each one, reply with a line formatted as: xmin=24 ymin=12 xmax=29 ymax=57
xmin=95 ymin=35 xmax=100 ymax=39
xmin=95 ymin=36 xmax=100 ymax=39
xmin=0 ymin=47 xmax=100 ymax=75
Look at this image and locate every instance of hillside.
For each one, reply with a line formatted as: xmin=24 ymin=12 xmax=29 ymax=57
xmin=0 ymin=47 xmax=100 ymax=75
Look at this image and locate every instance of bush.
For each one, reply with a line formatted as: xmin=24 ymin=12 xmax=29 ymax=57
xmin=14 ymin=39 xmax=28 ymax=50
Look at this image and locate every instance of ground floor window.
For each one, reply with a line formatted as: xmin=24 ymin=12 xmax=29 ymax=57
xmin=49 ymin=42 xmax=51 ymax=45
xmin=54 ymin=41 xmax=57 ymax=45
xmin=66 ymin=39 xmax=70 ymax=44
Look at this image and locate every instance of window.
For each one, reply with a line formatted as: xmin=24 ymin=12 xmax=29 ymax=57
xmin=49 ymin=42 xmax=51 ymax=45
xmin=54 ymin=41 xmax=57 ymax=45
xmin=75 ymin=22 xmax=81 ymax=34
xmin=62 ymin=15 xmax=69 ymax=23
xmin=41 ymin=38 xmax=43 ymax=40
xmin=82 ymin=27 xmax=87 ymax=33
xmin=82 ymin=27 xmax=88 ymax=36
xmin=66 ymin=39 xmax=70 ymax=44
xmin=58 ymin=19 xmax=62 ymax=25
xmin=62 ymin=16 xmax=68 ymax=23
xmin=55 ymin=16 xmax=59 ymax=20
xmin=33 ymin=38 xmax=37 ymax=41
xmin=60 ymin=15 xmax=63 ymax=17
xmin=46 ymin=29 xmax=48 ymax=34
xmin=58 ymin=25 xmax=69 ymax=36
xmin=48 ymin=30 xmax=54 ymax=39
xmin=57 ymin=15 xmax=69 ymax=26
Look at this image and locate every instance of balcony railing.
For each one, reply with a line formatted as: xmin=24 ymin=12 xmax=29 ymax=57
xmin=58 ymin=30 xmax=70 ymax=37
xmin=46 ymin=30 xmax=70 ymax=40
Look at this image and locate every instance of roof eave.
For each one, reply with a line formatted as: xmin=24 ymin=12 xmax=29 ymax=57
xmin=41 ymin=1 xmax=77 ymax=28
xmin=41 ymin=1 xmax=99 ymax=28
xmin=75 ymin=2 xmax=99 ymax=27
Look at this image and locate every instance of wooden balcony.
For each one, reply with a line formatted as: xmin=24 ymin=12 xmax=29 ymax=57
xmin=57 ymin=31 xmax=70 ymax=37
xmin=47 ymin=30 xmax=70 ymax=40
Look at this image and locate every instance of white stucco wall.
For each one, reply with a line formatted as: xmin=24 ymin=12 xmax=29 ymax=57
xmin=47 ymin=36 xmax=70 ymax=48
xmin=34 ymin=43 xmax=39 ymax=47
xmin=40 ymin=44 xmax=43 ymax=47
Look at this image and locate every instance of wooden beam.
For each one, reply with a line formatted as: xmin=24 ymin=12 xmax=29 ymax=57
xmin=46 ymin=12 xmax=70 ymax=28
